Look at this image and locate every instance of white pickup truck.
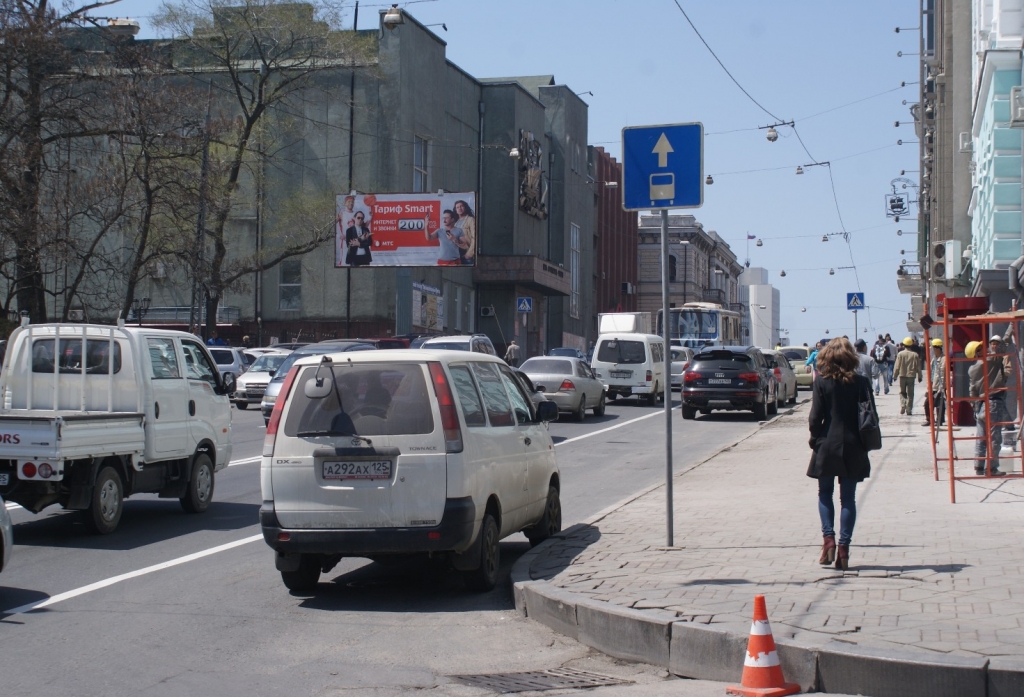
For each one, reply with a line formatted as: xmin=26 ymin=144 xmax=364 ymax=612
xmin=0 ymin=321 xmax=234 ymax=533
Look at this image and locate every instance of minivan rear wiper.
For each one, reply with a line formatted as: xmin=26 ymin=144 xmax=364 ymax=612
xmin=298 ymin=430 xmax=373 ymax=446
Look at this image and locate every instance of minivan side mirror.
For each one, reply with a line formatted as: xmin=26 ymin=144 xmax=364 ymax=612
xmin=536 ymin=400 xmax=559 ymax=423
xmin=219 ymin=374 xmax=237 ymax=396
xmin=304 ymin=377 xmax=332 ymax=399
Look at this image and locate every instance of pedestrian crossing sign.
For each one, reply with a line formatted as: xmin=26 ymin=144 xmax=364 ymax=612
xmin=517 ymin=297 xmax=533 ymax=313
xmin=847 ymin=292 xmax=865 ymax=310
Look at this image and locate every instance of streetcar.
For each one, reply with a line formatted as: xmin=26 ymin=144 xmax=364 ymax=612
xmin=657 ymin=302 xmax=742 ymax=348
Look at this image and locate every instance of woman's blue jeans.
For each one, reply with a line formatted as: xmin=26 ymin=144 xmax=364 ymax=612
xmin=818 ymin=476 xmax=858 ymax=545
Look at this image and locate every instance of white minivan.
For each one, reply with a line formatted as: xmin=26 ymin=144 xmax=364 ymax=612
xmin=590 ymin=333 xmax=667 ymax=405
xmin=260 ymin=350 xmax=561 ymax=592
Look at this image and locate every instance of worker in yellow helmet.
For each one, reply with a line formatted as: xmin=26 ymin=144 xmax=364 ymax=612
xmin=923 ymin=338 xmax=945 ymax=427
xmin=893 ymin=337 xmax=922 ymax=415
xmin=968 ymin=329 xmax=1014 ymax=476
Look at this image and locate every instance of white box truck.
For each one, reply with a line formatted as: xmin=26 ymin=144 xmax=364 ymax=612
xmin=0 ymin=321 xmax=234 ymax=533
xmin=597 ymin=312 xmax=652 ymax=335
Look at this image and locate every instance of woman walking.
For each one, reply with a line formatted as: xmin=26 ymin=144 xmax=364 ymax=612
xmin=808 ymin=337 xmax=874 ymax=570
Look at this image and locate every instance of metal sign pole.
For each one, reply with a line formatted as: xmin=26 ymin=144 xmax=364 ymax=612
xmin=854 ymin=309 xmax=858 ymax=340
xmin=660 ymin=209 xmax=674 ymax=547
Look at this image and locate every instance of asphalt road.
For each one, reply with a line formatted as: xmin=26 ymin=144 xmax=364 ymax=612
xmin=0 ymin=392 xmax=804 ymax=696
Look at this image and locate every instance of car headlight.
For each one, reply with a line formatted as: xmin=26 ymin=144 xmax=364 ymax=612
xmin=263 ymin=394 xmax=277 ymax=405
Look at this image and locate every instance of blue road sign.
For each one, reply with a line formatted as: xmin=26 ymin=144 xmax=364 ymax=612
xmin=847 ymin=292 xmax=865 ymax=310
xmin=621 ymin=123 xmax=703 ymax=211
xmin=517 ymin=297 xmax=533 ymax=313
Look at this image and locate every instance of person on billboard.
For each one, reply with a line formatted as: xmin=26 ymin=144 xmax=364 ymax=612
xmin=345 ymin=211 xmax=373 ymax=266
xmin=424 ymin=210 xmax=467 ymax=266
xmin=454 ymin=199 xmax=476 ymax=265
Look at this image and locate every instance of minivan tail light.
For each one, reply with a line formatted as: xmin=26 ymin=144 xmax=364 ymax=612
xmin=645 ymin=370 xmax=652 ymax=382
xmin=738 ymin=372 xmax=760 ymax=383
xmin=559 ymin=379 xmax=576 ymax=391
xmin=428 ymin=362 xmax=464 ymax=453
xmin=263 ymin=367 xmax=299 ymax=457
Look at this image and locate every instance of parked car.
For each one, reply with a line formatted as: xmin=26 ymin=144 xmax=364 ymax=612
xmin=520 ymin=356 xmax=606 ymax=420
xmin=548 ymin=347 xmax=585 ymax=360
xmin=762 ymin=349 xmax=798 ymax=405
xmin=419 ymin=334 xmax=497 ymax=356
xmin=0 ymin=494 xmax=11 ymax=573
xmin=260 ymin=341 xmax=376 ymax=424
xmin=208 ymin=346 xmax=251 ymax=382
xmin=233 ymin=349 xmax=291 ymax=410
xmin=669 ymin=347 xmax=694 ymax=390
xmin=781 ymin=346 xmax=812 ymax=389
xmin=259 ymin=349 xmax=560 ymax=592
xmin=590 ymin=333 xmax=666 ymax=405
xmin=681 ymin=346 xmax=777 ymax=420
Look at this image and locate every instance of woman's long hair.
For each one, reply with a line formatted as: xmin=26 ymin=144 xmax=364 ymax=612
xmin=817 ymin=338 xmax=859 ymax=383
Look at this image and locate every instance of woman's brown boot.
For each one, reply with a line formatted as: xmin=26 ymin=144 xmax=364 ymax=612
xmin=835 ymin=544 xmax=850 ymax=571
xmin=819 ymin=535 xmax=836 ymax=565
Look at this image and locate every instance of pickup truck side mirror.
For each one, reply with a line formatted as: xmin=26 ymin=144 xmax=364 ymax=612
xmin=219 ymin=374 xmax=237 ymax=396
xmin=536 ymin=400 xmax=558 ymax=423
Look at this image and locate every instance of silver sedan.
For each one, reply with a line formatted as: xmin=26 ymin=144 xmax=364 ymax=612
xmin=1 ymin=495 xmax=12 ymax=573
xmin=520 ymin=356 xmax=606 ymax=421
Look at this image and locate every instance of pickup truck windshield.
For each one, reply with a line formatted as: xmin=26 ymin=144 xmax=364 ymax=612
xmin=32 ymin=338 xmax=122 ymax=374
xmin=283 ymin=363 xmax=434 ymax=437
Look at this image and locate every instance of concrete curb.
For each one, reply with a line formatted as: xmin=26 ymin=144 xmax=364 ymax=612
xmin=509 ymin=400 xmax=1016 ymax=696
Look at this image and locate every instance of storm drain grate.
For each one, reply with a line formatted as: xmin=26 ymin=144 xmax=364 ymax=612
xmin=449 ymin=667 xmax=632 ymax=693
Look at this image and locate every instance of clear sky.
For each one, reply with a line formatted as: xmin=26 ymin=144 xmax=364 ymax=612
xmin=96 ymin=0 xmax=921 ymax=346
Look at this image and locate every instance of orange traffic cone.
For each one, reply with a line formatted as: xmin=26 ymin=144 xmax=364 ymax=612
xmin=726 ymin=595 xmax=801 ymax=697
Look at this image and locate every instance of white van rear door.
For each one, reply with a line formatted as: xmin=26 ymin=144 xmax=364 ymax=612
xmin=271 ymin=362 xmax=447 ymax=529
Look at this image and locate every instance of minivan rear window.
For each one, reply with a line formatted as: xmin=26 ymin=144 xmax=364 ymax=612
xmin=209 ymin=349 xmax=236 ymax=365
xmin=597 ymin=339 xmax=646 ymax=364
xmin=283 ymin=363 xmax=434 ymax=437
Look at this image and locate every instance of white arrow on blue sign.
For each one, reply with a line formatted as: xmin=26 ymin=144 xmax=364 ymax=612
xmin=847 ymin=292 xmax=865 ymax=310
xmin=621 ymin=122 xmax=703 ymax=211
xmin=517 ymin=297 xmax=533 ymax=313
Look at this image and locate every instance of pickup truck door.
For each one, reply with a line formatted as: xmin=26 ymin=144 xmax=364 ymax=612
xmin=144 ymin=337 xmax=189 ymax=458
xmin=180 ymin=339 xmax=231 ymax=465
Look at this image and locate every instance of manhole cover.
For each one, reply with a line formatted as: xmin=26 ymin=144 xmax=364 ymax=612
xmin=450 ymin=667 xmax=632 ymax=693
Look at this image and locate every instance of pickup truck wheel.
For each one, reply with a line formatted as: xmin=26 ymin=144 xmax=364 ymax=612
xmin=526 ymin=486 xmax=562 ymax=547
xmin=181 ymin=453 xmax=215 ymax=514
xmin=463 ymin=513 xmax=500 ymax=592
xmin=87 ymin=466 xmax=123 ymax=535
xmin=281 ymin=554 xmax=321 ymax=592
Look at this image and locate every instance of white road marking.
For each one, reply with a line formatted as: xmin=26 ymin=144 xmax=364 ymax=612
xmin=2 ymin=533 xmax=264 ymax=616
xmin=555 ymin=406 xmax=679 ymax=448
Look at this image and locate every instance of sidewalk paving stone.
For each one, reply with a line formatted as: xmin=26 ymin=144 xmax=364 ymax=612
xmin=519 ymin=387 xmax=1024 ymax=679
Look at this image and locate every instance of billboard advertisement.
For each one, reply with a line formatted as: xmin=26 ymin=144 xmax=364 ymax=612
xmin=336 ymin=192 xmax=477 ymax=267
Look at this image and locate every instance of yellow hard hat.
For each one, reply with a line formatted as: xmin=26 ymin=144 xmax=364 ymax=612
xmin=965 ymin=341 xmax=983 ymax=359
xmin=902 ymin=337 xmax=913 ymax=346
xmin=931 ymin=338 xmax=943 ymax=347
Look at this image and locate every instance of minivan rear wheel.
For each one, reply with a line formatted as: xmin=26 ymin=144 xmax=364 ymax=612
xmin=281 ymin=554 xmax=321 ymax=592
xmin=463 ymin=514 xmax=500 ymax=592
xmin=526 ymin=487 xmax=562 ymax=547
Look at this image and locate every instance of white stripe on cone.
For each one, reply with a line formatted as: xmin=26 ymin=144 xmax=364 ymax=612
xmin=744 ymin=649 xmax=782 ymax=668
xmin=749 ymin=619 xmax=773 ymax=636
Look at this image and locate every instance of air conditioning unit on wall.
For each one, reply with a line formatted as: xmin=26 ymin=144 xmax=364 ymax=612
xmin=68 ymin=309 xmax=84 ymax=322
xmin=479 ymin=306 xmax=495 ymax=317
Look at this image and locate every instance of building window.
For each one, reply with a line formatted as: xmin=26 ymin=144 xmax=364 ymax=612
xmin=413 ymin=136 xmax=429 ymax=192
xmin=570 ymin=223 xmax=581 ymax=319
xmin=279 ymin=259 xmax=302 ymax=311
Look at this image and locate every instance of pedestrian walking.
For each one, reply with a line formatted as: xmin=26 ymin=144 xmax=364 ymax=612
xmin=503 ymin=340 xmax=523 ymax=367
xmin=806 ymin=338 xmax=828 ymax=380
xmin=967 ymin=331 xmax=1014 ymax=476
xmin=854 ymin=339 xmax=874 ymax=380
xmin=923 ymin=338 xmax=945 ymax=427
xmin=893 ymin=337 xmax=922 ymax=415
xmin=871 ymin=336 xmax=890 ymax=395
xmin=883 ymin=334 xmax=897 ymax=384
xmin=807 ymin=337 xmax=873 ymax=571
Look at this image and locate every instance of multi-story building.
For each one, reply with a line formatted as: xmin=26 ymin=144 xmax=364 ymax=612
xmin=589 ymin=146 xmax=638 ymax=322
xmin=635 ymin=215 xmax=742 ymax=316
xmin=738 ymin=267 xmax=781 ymax=349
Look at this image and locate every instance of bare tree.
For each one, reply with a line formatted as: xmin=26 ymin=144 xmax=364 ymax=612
xmin=155 ymin=0 xmax=369 ymax=338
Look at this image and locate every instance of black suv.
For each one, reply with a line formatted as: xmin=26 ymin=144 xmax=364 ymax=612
xmin=681 ymin=346 xmax=777 ymax=420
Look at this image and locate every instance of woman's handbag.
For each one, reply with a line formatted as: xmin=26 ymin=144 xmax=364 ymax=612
xmin=858 ymin=384 xmax=882 ymax=451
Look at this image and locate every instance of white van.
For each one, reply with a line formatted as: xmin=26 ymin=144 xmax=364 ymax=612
xmin=590 ymin=333 xmax=666 ymax=405
xmin=260 ymin=350 xmax=561 ymax=592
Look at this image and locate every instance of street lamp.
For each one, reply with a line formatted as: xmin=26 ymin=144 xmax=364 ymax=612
xmin=677 ymin=239 xmax=690 ymax=304
xmin=705 ymin=175 xmax=714 ymax=185
xmin=382 ymin=4 xmax=404 ymax=30
xmin=132 ymin=297 xmax=150 ymax=327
